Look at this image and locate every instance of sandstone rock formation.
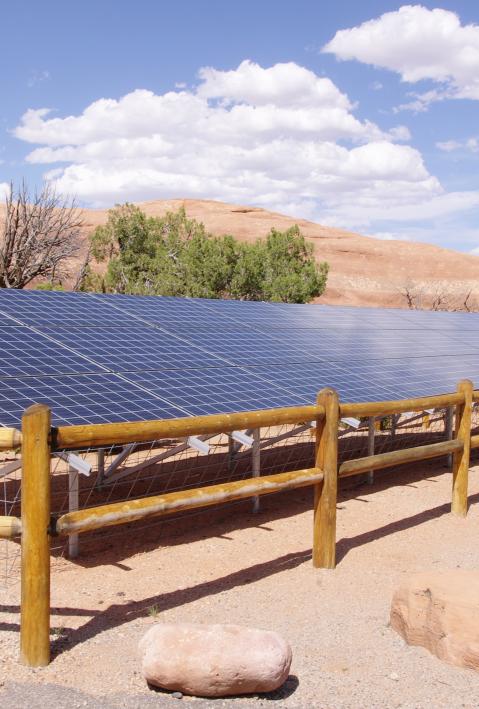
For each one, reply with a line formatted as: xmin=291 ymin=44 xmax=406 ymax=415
xmin=138 ymin=622 xmax=292 ymax=697
xmin=390 ymin=570 xmax=479 ymax=671
xmin=4 ymin=197 xmax=479 ymax=309
xmin=79 ymin=199 xmax=479 ymax=309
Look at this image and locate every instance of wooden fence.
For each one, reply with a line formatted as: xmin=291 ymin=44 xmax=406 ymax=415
xmin=0 ymin=379 xmax=477 ymax=667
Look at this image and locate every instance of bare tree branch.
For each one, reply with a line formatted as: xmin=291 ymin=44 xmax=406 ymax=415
xmin=0 ymin=180 xmax=84 ymax=289
xmin=397 ymin=280 xmax=479 ymax=312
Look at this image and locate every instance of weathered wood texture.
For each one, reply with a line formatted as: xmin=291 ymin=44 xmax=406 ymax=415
xmin=20 ymin=404 xmax=51 ymax=667
xmin=54 ymin=405 xmax=324 ymax=450
xmin=339 ymin=439 xmax=463 ymax=478
xmin=452 ymin=379 xmax=473 ymax=517
xmin=340 ymin=392 xmax=463 ymax=419
xmin=0 ymin=515 xmax=21 ymax=538
xmin=0 ymin=427 xmax=22 ymax=450
xmin=56 ymin=467 xmax=324 ymax=536
xmin=470 ymin=433 xmax=479 ymax=449
xmin=313 ymin=388 xmax=339 ymax=569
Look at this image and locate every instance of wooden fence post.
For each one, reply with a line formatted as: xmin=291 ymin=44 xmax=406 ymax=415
xmin=20 ymin=404 xmax=51 ymax=667
xmin=313 ymin=387 xmax=339 ymax=569
xmin=452 ymin=379 xmax=473 ymax=517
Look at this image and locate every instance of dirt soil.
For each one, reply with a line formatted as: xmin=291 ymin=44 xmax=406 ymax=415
xmin=2 ymin=459 xmax=479 ymax=708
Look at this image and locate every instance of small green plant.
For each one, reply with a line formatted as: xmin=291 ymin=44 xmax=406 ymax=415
xmin=50 ymin=625 xmax=66 ymax=638
xmin=147 ymin=604 xmax=160 ymax=617
xmin=35 ymin=281 xmax=65 ymax=291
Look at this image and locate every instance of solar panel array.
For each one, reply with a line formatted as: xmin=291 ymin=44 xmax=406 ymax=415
xmin=0 ymin=287 xmax=478 ymax=428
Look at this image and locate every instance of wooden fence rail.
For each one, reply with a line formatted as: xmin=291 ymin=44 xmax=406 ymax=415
xmin=0 ymin=380 xmax=477 ymax=666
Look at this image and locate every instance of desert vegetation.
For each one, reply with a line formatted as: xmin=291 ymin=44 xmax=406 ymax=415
xmin=85 ymin=203 xmax=329 ymax=303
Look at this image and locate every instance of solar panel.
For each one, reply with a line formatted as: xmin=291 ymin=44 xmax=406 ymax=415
xmin=260 ymin=327 xmax=479 ymax=362
xmin=0 ymin=288 xmax=477 ymax=427
xmin=38 ymin=326 xmax=231 ymax=372
xmin=339 ymin=355 xmax=476 ymax=400
xmin=0 ymin=289 xmax=140 ymax=327
xmin=241 ymin=363 xmax=399 ymax=404
xmin=90 ymin=293 xmax=249 ymax=330
xmin=398 ymin=309 xmax=479 ymax=331
xmin=128 ymin=367 xmax=300 ymax=416
xmin=0 ymin=327 xmax=106 ymax=378
xmin=165 ymin=329 xmax=323 ymax=366
xmin=0 ymin=373 xmax=186 ymax=428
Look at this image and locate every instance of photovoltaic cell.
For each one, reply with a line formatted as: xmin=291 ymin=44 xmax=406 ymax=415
xmin=90 ymin=293 xmax=247 ymax=330
xmin=241 ymin=363 xmax=399 ymax=404
xmin=0 ymin=288 xmax=478 ymax=426
xmin=0 ymin=289 xmax=139 ymax=327
xmin=0 ymin=327 xmax=105 ymax=378
xmin=259 ymin=327 xmax=479 ymax=362
xmin=128 ymin=367 xmax=300 ymax=416
xmin=164 ymin=329 xmax=323 ymax=366
xmin=0 ymin=373 xmax=186 ymax=427
xmin=38 ymin=326 xmax=231 ymax=371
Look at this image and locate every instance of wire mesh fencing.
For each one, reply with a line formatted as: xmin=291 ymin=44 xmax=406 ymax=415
xmin=2 ymin=401 xmax=478 ymax=590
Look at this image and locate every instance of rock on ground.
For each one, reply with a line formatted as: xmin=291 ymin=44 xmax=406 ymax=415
xmin=390 ymin=570 xmax=479 ymax=671
xmin=138 ymin=622 xmax=292 ymax=697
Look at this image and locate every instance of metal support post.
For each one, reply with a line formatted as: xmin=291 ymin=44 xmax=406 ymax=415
xmin=68 ymin=466 xmax=79 ymax=558
xmin=96 ymin=448 xmax=105 ymax=488
xmin=445 ymin=405 xmax=454 ymax=470
xmin=367 ymin=416 xmax=375 ymax=484
xmin=252 ymin=428 xmax=261 ymax=513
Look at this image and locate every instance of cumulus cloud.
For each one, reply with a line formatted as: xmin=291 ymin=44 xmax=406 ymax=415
xmin=323 ymin=5 xmax=479 ymax=109
xmin=12 ymin=59 xmax=479 ymax=231
xmin=0 ymin=182 xmax=9 ymax=199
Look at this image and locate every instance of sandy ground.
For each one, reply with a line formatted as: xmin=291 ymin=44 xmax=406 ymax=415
xmin=2 ymin=458 xmax=479 ymax=708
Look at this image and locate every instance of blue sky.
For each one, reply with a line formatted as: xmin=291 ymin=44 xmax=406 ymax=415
xmin=1 ymin=1 xmax=479 ymax=252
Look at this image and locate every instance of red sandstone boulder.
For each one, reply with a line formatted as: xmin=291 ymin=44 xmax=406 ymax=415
xmin=138 ymin=622 xmax=292 ymax=697
xmin=391 ymin=570 xmax=479 ymax=671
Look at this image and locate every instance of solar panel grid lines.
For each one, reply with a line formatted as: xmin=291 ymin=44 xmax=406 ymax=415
xmin=0 ymin=288 xmax=478 ymax=426
xmin=128 ymin=366 xmax=301 ymax=416
xmin=0 ymin=326 xmax=107 ymax=378
xmin=239 ymin=362 xmax=400 ymax=405
xmin=399 ymin=309 xmax=479 ymax=329
xmin=160 ymin=328 xmax=326 ymax=367
xmin=0 ymin=288 xmax=140 ymax=327
xmin=0 ymin=373 xmax=187 ymax=428
xmin=339 ymin=355 xmax=477 ymax=399
xmin=88 ymin=292 xmax=254 ymax=330
xmin=36 ymin=325 xmax=233 ymax=372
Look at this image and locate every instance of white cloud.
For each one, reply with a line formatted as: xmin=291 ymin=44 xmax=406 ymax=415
xmin=27 ymin=69 xmax=50 ymax=88
xmin=436 ymin=140 xmax=462 ymax=152
xmin=323 ymin=5 xmax=479 ymax=108
xmin=322 ymin=190 xmax=479 ymax=231
xmin=11 ymin=59 xmax=479 ymax=232
xmin=436 ymin=137 xmax=479 ymax=153
xmin=0 ymin=182 xmax=9 ymax=199
xmin=197 ymin=60 xmax=352 ymax=109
